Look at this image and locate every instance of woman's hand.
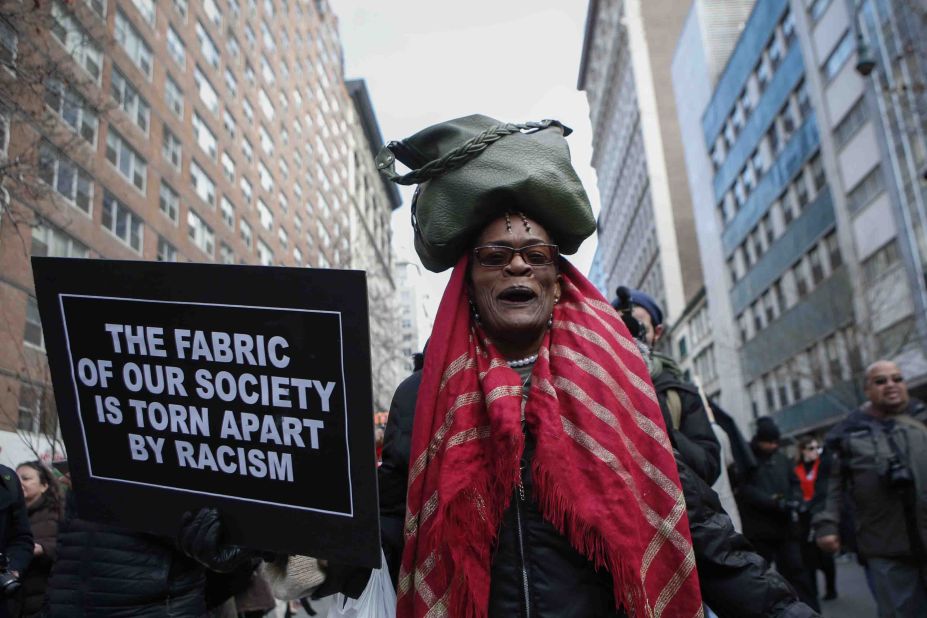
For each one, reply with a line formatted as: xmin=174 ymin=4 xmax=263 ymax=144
xmin=177 ymin=507 xmax=255 ymax=572
xmin=33 ymin=543 xmax=44 ymax=556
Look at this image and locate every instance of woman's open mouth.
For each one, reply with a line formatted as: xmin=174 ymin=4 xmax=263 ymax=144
xmin=497 ymin=286 xmax=538 ymax=305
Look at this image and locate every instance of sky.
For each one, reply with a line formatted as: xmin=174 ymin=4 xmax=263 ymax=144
xmin=328 ymin=0 xmax=601 ymax=331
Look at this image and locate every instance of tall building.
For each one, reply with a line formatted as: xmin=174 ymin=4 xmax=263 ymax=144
xmin=344 ymin=79 xmax=403 ymax=411
xmin=673 ymin=0 xmax=927 ymax=435
xmin=0 ymin=0 xmax=398 ymax=463
xmin=577 ymin=0 xmax=707 ymax=322
xmin=851 ymin=0 xmax=927 ymax=386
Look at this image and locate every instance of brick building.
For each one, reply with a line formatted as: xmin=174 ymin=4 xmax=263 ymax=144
xmin=0 ymin=0 xmax=399 ymax=463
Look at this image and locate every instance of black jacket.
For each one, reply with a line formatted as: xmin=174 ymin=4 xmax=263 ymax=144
xmin=323 ymin=371 xmax=817 ymax=617
xmin=0 ymin=465 xmax=33 ymax=576
xmin=11 ymin=494 xmax=59 ymax=618
xmin=650 ymin=356 xmax=721 ymax=485
xmin=44 ymin=518 xmax=206 ymax=617
xmin=738 ymin=443 xmax=801 ymax=542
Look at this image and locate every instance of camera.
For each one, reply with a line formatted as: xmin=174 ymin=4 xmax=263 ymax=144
xmin=886 ymin=454 xmax=915 ymax=490
xmin=0 ymin=553 xmax=20 ymax=598
xmin=612 ymin=286 xmax=646 ymax=342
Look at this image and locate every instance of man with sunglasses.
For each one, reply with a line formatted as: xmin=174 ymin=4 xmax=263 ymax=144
xmin=814 ymin=360 xmax=927 ymax=617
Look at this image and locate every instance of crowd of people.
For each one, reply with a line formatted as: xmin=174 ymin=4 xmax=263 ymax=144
xmin=3 ymin=114 xmax=926 ymax=617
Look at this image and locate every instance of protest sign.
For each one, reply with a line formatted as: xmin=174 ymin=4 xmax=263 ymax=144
xmin=32 ymin=258 xmax=380 ymax=567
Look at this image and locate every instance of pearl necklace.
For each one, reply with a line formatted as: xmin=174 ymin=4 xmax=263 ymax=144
xmin=506 ymin=354 xmax=538 ymax=368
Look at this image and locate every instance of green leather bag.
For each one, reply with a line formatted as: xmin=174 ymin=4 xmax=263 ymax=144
xmin=375 ymin=115 xmax=596 ymax=273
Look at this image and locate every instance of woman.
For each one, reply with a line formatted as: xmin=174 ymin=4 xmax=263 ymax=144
xmin=13 ymin=462 xmax=60 ymax=618
xmin=794 ymin=436 xmax=836 ymax=601
xmin=360 ymin=116 xmax=700 ymax=617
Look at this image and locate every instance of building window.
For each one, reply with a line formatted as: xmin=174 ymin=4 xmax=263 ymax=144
xmin=244 ymin=23 xmax=256 ymax=48
xmin=114 ymin=9 xmax=153 ymax=79
xmin=102 ymin=191 xmax=144 ymax=252
xmin=220 ymin=196 xmax=235 ymax=228
xmin=293 ymin=246 xmax=303 ymax=265
xmin=195 ymin=21 xmax=220 ymax=69
xmin=260 ymin=55 xmax=276 ymax=84
xmin=257 ymin=239 xmax=273 ymax=266
xmin=51 ymin=1 xmax=103 ymax=80
xmin=173 ymin=0 xmax=188 ymax=19
xmin=227 ymin=30 xmax=241 ymax=59
xmin=257 ymin=199 xmax=273 ymax=231
xmin=0 ymin=19 xmax=17 ymax=66
xmin=796 ymin=80 xmax=812 ymax=120
xmin=131 ymin=0 xmax=155 ymax=25
xmin=159 ymin=181 xmax=180 ymax=223
xmin=825 ymin=231 xmax=842 ymax=270
xmin=239 ymin=177 xmax=253 ymax=203
xmin=847 ymin=165 xmax=884 ymax=213
xmin=781 ymin=8 xmax=796 ymax=45
xmin=809 ymin=0 xmax=832 ymax=22
xmin=261 ymin=21 xmax=276 ymax=52
xmin=876 ymin=317 xmax=917 ymax=357
xmin=157 ymin=236 xmax=177 ymax=262
xmin=794 ymin=260 xmax=809 ymax=297
xmin=240 ymin=218 xmax=253 ymax=249
xmin=194 ymin=67 xmax=219 ymax=115
xmin=259 ymin=126 xmax=274 ymax=156
xmin=224 ymin=68 xmax=238 ymax=98
xmin=862 ymin=240 xmax=899 ymax=284
xmin=221 ymin=151 xmax=235 ymax=182
xmin=823 ymin=32 xmax=854 ymax=81
xmin=111 ymin=67 xmax=150 ymax=133
xmin=161 ymin=126 xmax=182 ymax=169
xmin=85 ymin=0 xmax=107 ymax=18
xmin=106 ymin=129 xmax=147 ymax=192
xmin=44 ymin=79 xmax=98 ymax=144
xmin=220 ymin=243 xmax=235 ymax=264
xmin=203 ymin=0 xmax=222 ymax=27
xmin=222 ymin=109 xmax=237 ymax=138
xmin=258 ymin=89 xmax=275 ymax=120
xmin=23 ymin=297 xmax=45 ymax=349
xmin=678 ymin=336 xmax=688 ymax=359
xmin=834 ymin=97 xmax=868 ymax=149
xmin=809 ymin=247 xmax=824 ymax=284
xmin=190 ymin=160 xmax=216 ymax=207
xmin=795 ymin=174 xmax=810 ymax=211
xmin=165 ymin=74 xmax=184 ymax=118
xmin=38 ymin=142 xmax=93 ymax=213
xmin=766 ymin=123 xmax=780 ymax=155
xmin=192 ymin=113 xmax=218 ymax=160
xmin=187 ymin=209 xmax=215 ymax=257
xmin=32 ymin=222 xmax=89 ymax=258
xmin=258 ymin=161 xmax=274 ymax=193
xmin=166 ymin=25 xmax=186 ymax=66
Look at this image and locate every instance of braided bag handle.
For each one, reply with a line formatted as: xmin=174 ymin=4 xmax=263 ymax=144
xmin=375 ymin=119 xmax=561 ymax=186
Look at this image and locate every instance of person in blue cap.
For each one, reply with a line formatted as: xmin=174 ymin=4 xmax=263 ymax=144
xmin=613 ymin=287 xmax=721 ymax=485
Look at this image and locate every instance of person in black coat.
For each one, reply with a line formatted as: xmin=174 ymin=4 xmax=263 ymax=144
xmin=738 ymin=417 xmax=819 ymax=611
xmin=9 ymin=462 xmax=60 ymax=618
xmin=0 ymin=464 xmax=33 ymax=618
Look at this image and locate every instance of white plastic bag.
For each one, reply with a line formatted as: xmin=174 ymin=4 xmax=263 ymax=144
xmin=326 ymin=549 xmax=397 ymax=618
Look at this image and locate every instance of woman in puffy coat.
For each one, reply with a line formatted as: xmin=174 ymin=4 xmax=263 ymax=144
xmin=12 ymin=462 xmax=60 ymax=618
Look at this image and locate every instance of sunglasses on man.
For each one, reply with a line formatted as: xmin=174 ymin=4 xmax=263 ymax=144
xmin=872 ymin=375 xmax=904 ymax=386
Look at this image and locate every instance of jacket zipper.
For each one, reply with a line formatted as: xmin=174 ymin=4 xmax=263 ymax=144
xmin=516 ymin=468 xmax=531 ymax=618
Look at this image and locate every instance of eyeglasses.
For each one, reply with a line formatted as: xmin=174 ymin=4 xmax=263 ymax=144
xmin=872 ymin=375 xmax=904 ymax=386
xmin=803 ymin=445 xmax=819 ymax=451
xmin=473 ymin=243 xmax=559 ymax=268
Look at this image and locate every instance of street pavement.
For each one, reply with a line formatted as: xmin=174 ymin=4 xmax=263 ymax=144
xmin=817 ymin=554 xmax=878 ymax=618
xmin=289 ymin=554 xmax=880 ymax=617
